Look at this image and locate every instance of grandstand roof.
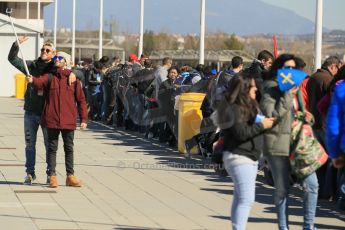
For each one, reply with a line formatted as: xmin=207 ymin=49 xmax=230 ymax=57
xmin=44 ymin=36 xmax=124 ymax=51
xmin=149 ymin=50 xmax=254 ymax=63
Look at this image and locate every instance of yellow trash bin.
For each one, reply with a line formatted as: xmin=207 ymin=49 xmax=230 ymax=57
xmin=15 ymin=73 xmax=27 ymax=99
xmin=178 ymin=92 xmax=206 ymax=154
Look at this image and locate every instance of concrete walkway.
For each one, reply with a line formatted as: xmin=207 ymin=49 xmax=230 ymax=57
xmin=0 ymin=97 xmax=344 ymax=230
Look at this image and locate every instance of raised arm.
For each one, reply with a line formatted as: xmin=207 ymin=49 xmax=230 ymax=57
xmin=8 ymin=37 xmax=32 ymax=75
xmin=27 ymin=74 xmax=49 ymax=89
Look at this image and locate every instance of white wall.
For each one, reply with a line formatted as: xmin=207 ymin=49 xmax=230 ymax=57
xmin=0 ymin=34 xmax=39 ymax=97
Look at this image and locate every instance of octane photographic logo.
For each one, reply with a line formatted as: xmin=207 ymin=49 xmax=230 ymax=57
xmin=115 ymin=160 xmax=220 ymax=171
xmin=116 ymin=161 xmax=126 ymax=170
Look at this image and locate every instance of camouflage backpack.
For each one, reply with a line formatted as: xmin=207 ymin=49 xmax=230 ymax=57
xmin=289 ymin=111 xmax=328 ymax=179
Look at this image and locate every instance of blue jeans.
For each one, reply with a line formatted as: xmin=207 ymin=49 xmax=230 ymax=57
xmin=101 ymin=84 xmax=108 ymax=120
xmin=224 ymin=156 xmax=258 ymax=230
xmin=267 ymin=155 xmax=318 ymax=230
xmin=24 ymin=111 xmax=48 ymax=175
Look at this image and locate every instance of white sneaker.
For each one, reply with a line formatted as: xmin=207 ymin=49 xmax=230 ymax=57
xmin=23 ymin=174 xmax=36 ymax=185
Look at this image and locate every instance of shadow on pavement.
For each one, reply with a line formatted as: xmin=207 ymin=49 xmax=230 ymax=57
xmin=113 ymin=227 xmax=172 ymax=230
xmin=86 ymin=121 xmax=345 ymax=227
xmin=212 ymin=215 xmax=345 ymax=230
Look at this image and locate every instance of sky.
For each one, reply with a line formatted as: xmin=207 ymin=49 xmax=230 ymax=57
xmin=262 ymin=0 xmax=344 ymax=30
xmin=43 ymin=0 xmax=345 ymax=32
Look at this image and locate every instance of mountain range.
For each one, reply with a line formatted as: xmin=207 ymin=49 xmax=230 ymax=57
xmin=44 ymin=0 xmax=325 ymax=35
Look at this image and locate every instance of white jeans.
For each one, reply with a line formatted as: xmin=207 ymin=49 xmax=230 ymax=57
xmin=223 ymin=152 xmax=258 ymax=230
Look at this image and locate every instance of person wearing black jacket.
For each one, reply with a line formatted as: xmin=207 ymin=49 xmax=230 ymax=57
xmin=8 ymin=36 xmax=75 ymax=185
xmin=158 ymin=66 xmax=179 ymax=146
xmin=87 ymin=61 xmax=104 ymax=120
xmin=213 ymin=73 xmax=274 ymax=230
xmin=244 ymin=50 xmax=274 ymax=102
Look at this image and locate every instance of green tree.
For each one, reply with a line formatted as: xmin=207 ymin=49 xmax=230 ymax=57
xmin=121 ymin=34 xmax=137 ymax=55
xmin=143 ymin=30 xmax=155 ymax=54
xmin=205 ymin=32 xmax=227 ymax=50
xmin=155 ymin=32 xmax=179 ymax=50
xmin=184 ymin=35 xmax=199 ymax=50
xmin=224 ymin=34 xmax=244 ymax=50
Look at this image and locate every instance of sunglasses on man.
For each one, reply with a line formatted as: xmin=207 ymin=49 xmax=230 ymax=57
xmin=40 ymin=48 xmax=52 ymax=53
xmin=53 ymin=56 xmax=64 ymax=61
xmin=282 ymin=65 xmax=297 ymax=70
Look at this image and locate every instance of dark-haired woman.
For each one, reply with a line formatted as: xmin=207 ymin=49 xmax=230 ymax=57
xmin=213 ymin=73 xmax=274 ymax=229
xmin=260 ymin=54 xmax=318 ymax=230
xmin=158 ymin=66 xmax=180 ymax=145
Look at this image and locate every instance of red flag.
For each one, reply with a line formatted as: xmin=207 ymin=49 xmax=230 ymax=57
xmin=273 ymin=34 xmax=278 ymax=58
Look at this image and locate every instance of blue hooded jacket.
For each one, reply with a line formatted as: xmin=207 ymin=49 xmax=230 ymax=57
xmin=326 ymin=81 xmax=345 ymax=159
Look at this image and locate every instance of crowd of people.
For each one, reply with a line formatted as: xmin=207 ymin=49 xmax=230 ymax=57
xmin=7 ymin=36 xmax=345 ymax=230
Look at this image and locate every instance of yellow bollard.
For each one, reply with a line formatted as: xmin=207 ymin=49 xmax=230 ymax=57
xmin=14 ymin=73 xmax=27 ymax=99
xmin=178 ymin=93 xmax=206 ymax=154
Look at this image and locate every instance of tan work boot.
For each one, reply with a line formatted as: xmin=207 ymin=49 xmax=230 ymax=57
xmin=49 ymin=175 xmax=58 ymax=188
xmin=66 ymin=175 xmax=82 ymax=187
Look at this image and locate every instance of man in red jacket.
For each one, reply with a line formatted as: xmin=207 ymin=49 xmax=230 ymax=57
xmin=27 ymin=51 xmax=87 ymax=188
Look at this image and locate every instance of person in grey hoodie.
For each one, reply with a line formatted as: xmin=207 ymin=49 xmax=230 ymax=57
xmin=260 ymin=54 xmax=318 ymax=230
xmin=154 ymin=57 xmax=172 ymax=99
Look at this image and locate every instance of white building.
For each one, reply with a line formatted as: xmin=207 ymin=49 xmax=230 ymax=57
xmin=0 ymin=0 xmax=53 ymax=31
xmin=0 ymin=0 xmax=53 ymax=97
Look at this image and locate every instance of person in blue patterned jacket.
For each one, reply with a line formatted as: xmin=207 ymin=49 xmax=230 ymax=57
xmin=326 ymin=79 xmax=345 ymax=211
xmin=326 ymin=80 xmax=345 ymax=167
xmin=326 ymin=80 xmax=345 ymax=168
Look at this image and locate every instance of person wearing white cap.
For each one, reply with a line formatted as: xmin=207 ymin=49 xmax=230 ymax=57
xmin=55 ymin=51 xmax=72 ymax=69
